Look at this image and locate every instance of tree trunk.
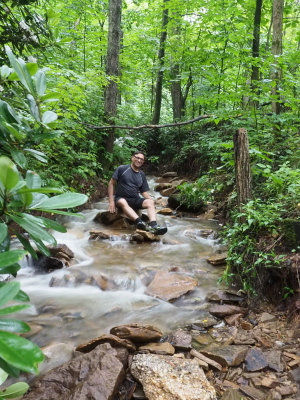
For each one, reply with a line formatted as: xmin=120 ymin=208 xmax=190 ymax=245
xmin=271 ymin=0 xmax=284 ymax=115
xmin=170 ymin=62 xmax=183 ymax=121
xmin=104 ymin=0 xmax=122 ymax=153
xmin=251 ymin=0 xmax=263 ymax=88
xmin=151 ymin=0 xmax=169 ymax=125
xmin=234 ymin=128 xmax=252 ymax=208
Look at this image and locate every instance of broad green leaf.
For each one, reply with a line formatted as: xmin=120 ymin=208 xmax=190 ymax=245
xmin=0 ymin=251 xmax=27 ymax=269
xmin=5 ymin=46 xmax=36 ymax=95
xmin=18 ymin=187 xmax=63 ymax=194
xmin=0 ymin=358 xmax=20 ymax=378
xmin=0 ymin=282 xmax=20 ymax=308
xmin=0 ymin=381 xmax=29 ymax=398
xmin=3 ymin=122 xmax=25 ymax=141
xmin=0 ymin=367 xmax=8 ymax=386
xmin=0 ymin=156 xmax=20 ymax=191
xmin=10 ymin=150 xmax=26 ymax=169
xmin=26 ymin=63 xmax=38 ymax=76
xmin=42 ymin=111 xmax=57 ymax=124
xmin=0 ymin=331 xmax=44 ymax=374
xmin=0 ymin=319 xmax=30 ymax=333
xmin=31 ymin=238 xmax=50 ymax=256
xmin=30 ymin=192 xmax=88 ymax=210
xmin=0 ymin=305 xmax=30 ymax=316
xmin=9 ymin=214 xmax=56 ymax=245
xmin=0 ymin=224 xmax=8 ymax=245
xmin=39 ymin=217 xmax=67 ymax=233
xmin=30 ymin=209 xmax=84 ymax=217
xmin=34 ymin=70 xmax=46 ymax=96
xmin=14 ymin=232 xmax=37 ymax=260
xmin=7 ymin=180 xmax=26 ymax=195
xmin=0 ymin=65 xmax=11 ymax=79
xmin=24 ymin=149 xmax=47 ymax=163
xmin=27 ymin=94 xmax=40 ymax=122
xmin=25 ymin=170 xmax=41 ymax=189
xmin=0 ymin=101 xmax=20 ymax=125
xmin=13 ymin=290 xmax=29 ymax=303
xmin=0 ymin=264 xmax=21 ymax=277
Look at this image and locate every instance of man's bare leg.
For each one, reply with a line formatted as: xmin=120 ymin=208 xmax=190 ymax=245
xmin=142 ymin=198 xmax=156 ymax=222
xmin=116 ymin=198 xmax=139 ymax=220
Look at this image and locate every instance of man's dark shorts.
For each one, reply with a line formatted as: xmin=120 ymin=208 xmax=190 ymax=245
xmin=115 ymin=196 xmax=145 ymax=210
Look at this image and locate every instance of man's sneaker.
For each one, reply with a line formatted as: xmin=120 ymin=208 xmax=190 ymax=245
xmin=136 ymin=221 xmax=147 ymax=231
xmin=148 ymin=225 xmax=168 ymax=235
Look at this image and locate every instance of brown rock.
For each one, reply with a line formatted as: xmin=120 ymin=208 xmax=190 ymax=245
xmin=209 ymin=304 xmax=247 ymax=318
xmin=225 ymin=314 xmax=243 ymax=326
xmin=209 ymin=325 xmax=238 ymax=345
xmin=23 ymin=343 xmax=127 ymax=400
xmin=200 ymin=345 xmax=248 ymax=367
xmin=157 ymin=208 xmax=173 ymax=215
xmin=192 ymin=315 xmax=219 ymax=329
xmin=138 ymin=342 xmax=175 ymax=355
xmin=110 ymin=323 xmax=163 ymax=343
xmin=94 ymin=211 xmax=123 ymax=225
xmin=130 ymin=353 xmax=217 ymax=400
xmin=264 ymin=349 xmax=284 ymax=372
xmin=76 ymin=334 xmax=136 ymax=353
xmin=49 ymin=244 xmax=74 ymax=259
xmin=221 ymin=389 xmax=244 ymax=400
xmin=207 ymin=253 xmax=228 ymax=266
xmin=89 ymin=231 xmax=110 ymax=240
xmin=154 ymin=183 xmax=172 ymax=191
xmin=241 ymin=320 xmax=253 ymax=330
xmin=130 ymin=232 xmax=145 ymax=243
xmin=145 ymin=271 xmax=198 ymax=301
xmin=192 ymin=334 xmax=214 ymax=349
xmin=190 ymin=348 xmax=222 ymax=371
xmin=162 ymin=172 xmax=178 ymax=178
xmin=134 ymin=230 xmax=160 ymax=242
xmin=260 ymin=312 xmax=276 ymax=323
xmin=170 ymin=329 xmax=192 ymax=350
xmin=161 ymin=187 xmax=177 ymax=196
xmin=92 ymin=274 xmax=117 ymax=291
xmin=206 ymin=290 xmax=244 ymax=304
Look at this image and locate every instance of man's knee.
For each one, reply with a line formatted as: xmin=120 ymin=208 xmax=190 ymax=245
xmin=143 ymin=198 xmax=155 ymax=208
xmin=116 ymin=198 xmax=128 ymax=209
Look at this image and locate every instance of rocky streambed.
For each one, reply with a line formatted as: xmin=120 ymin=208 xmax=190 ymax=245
xmin=12 ymin=174 xmax=300 ymax=399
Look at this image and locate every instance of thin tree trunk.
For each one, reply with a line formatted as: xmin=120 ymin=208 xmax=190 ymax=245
xmin=251 ymin=0 xmax=263 ymax=88
xmin=234 ymin=128 xmax=252 ymax=208
xmin=170 ymin=62 xmax=183 ymax=121
xmin=271 ymin=0 xmax=284 ymax=115
xmin=104 ymin=0 xmax=122 ymax=153
xmin=152 ymin=0 xmax=169 ymax=125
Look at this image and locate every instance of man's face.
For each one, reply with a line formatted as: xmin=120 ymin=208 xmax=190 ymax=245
xmin=131 ymin=153 xmax=145 ymax=169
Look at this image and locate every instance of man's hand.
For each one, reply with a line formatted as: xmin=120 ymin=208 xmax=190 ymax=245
xmin=108 ymin=200 xmax=116 ymax=213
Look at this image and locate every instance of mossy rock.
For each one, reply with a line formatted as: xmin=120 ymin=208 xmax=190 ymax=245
xmin=282 ymin=219 xmax=300 ymax=250
xmin=168 ymin=194 xmax=205 ymax=213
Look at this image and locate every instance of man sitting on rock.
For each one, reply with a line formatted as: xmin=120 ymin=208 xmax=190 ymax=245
xmin=108 ymin=151 xmax=167 ymax=235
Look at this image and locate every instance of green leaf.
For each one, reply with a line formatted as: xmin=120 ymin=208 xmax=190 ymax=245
xmin=27 ymin=94 xmax=40 ymax=122
xmin=0 ymin=156 xmax=20 ymax=191
xmin=0 ymin=264 xmax=21 ymax=277
xmin=0 ymin=367 xmax=8 ymax=386
xmin=3 ymin=122 xmax=25 ymax=141
xmin=0 ymin=382 xmax=29 ymax=398
xmin=34 ymin=70 xmax=46 ymax=96
xmin=0 ymin=358 xmax=20 ymax=378
xmin=5 ymin=46 xmax=36 ymax=95
xmin=9 ymin=214 xmax=56 ymax=245
xmin=14 ymin=232 xmax=37 ymax=260
xmin=30 ymin=192 xmax=88 ymax=210
xmin=0 ymin=305 xmax=30 ymax=316
xmin=10 ymin=150 xmax=27 ymax=170
xmin=0 ymin=319 xmax=30 ymax=333
xmin=0 ymin=251 xmax=27 ymax=269
xmin=0 ymin=331 xmax=44 ymax=374
xmin=0 ymin=282 xmax=20 ymax=308
xmin=39 ymin=217 xmax=67 ymax=233
xmin=25 ymin=170 xmax=41 ymax=189
xmin=31 ymin=238 xmax=50 ymax=256
xmin=13 ymin=290 xmax=29 ymax=303
xmin=24 ymin=148 xmax=47 ymax=163
xmin=42 ymin=111 xmax=57 ymax=124
xmin=27 ymin=209 xmax=84 ymax=217
xmin=0 ymin=224 xmax=8 ymax=245
xmin=18 ymin=187 xmax=63 ymax=194
xmin=0 ymin=101 xmax=20 ymax=125
xmin=0 ymin=65 xmax=12 ymax=79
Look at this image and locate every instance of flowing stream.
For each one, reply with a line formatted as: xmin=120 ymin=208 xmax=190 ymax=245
xmin=17 ymin=178 xmax=224 ymax=348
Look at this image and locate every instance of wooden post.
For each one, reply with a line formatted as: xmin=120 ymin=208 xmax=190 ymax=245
xmin=234 ymin=128 xmax=252 ymax=207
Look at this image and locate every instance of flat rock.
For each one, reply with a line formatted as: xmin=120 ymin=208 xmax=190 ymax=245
xmin=245 ymin=348 xmax=268 ymax=371
xmin=263 ymin=349 xmax=284 ymax=372
xmin=192 ymin=315 xmax=219 ymax=329
xmin=89 ymin=231 xmax=110 ymax=240
xmin=138 ymin=342 xmax=175 ymax=355
xmin=225 ymin=314 xmax=243 ymax=326
xmin=170 ymin=329 xmax=192 ymax=350
xmin=221 ymin=389 xmax=244 ymax=400
xmin=76 ymin=334 xmax=136 ymax=353
xmin=135 ymin=229 xmax=161 ymax=242
xmin=94 ymin=211 xmax=124 ymax=225
xmin=209 ymin=325 xmax=238 ymax=345
xmin=162 ymin=172 xmax=178 ymax=178
xmin=110 ymin=323 xmax=163 ymax=343
xmin=161 ymin=187 xmax=177 ymax=196
xmin=145 ymin=271 xmax=198 ymax=301
xmin=239 ymin=385 xmax=266 ymax=400
xmin=192 ymin=334 xmax=214 ymax=350
xmin=23 ymin=343 xmax=127 ymax=400
xmin=154 ymin=183 xmax=173 ymax=191
xmin=200 ymin=345 xmax=248 ymax=367
xmin=207 ymin=253 xmax=228 ymax=266
xmin=157 ymin=208 xmax=173 ymax=215
xmin=130 ymin=353 xmax=217 ymax=400
xmin=260 ymin=312 xmax=277 ymax=323
xmin=209 ymin=304 xmax=247 ymax=318
xmin=39 ymin=342 xmax=75 ymax=376
xmin=48 ymin=244 xmax=74 ymax=259
xmin=207 ymin=290 xmax=244 ymax=304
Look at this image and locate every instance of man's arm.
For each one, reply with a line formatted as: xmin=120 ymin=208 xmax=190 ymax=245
xmin=141 ymin=191 xmax=151 ymax=199
xmin=108 ymin=178 xmax=117 ymax=213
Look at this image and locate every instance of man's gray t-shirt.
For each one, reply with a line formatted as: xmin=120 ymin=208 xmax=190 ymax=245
xmin=112 ymin=165 xmax=150 ymax=199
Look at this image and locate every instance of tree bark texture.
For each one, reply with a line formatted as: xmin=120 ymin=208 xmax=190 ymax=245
xmin=234 ymin=128 xmax=252 ymax=207
xmin=170 ymin=63 xmax=183 ymax=121
xmin=151 ymin=0 xmax=169 ymax=125
xmin=104 ymin=0 xmax=122 ymax=152
xmin=251 ymin=0 xmax=263 ymax=86
xmin=271 ymin=0 xmax=284 ymax=115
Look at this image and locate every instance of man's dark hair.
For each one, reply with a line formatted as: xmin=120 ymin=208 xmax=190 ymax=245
xmin=132 ymin=150 xmax=146 ymax=158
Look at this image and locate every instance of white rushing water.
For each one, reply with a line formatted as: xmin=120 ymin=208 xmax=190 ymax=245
xmin=16 ymin=178 xmax=224 ymax=347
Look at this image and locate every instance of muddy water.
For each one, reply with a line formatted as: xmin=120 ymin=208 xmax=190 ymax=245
xmin=17 ymin=178 xmax=224 ymax=348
